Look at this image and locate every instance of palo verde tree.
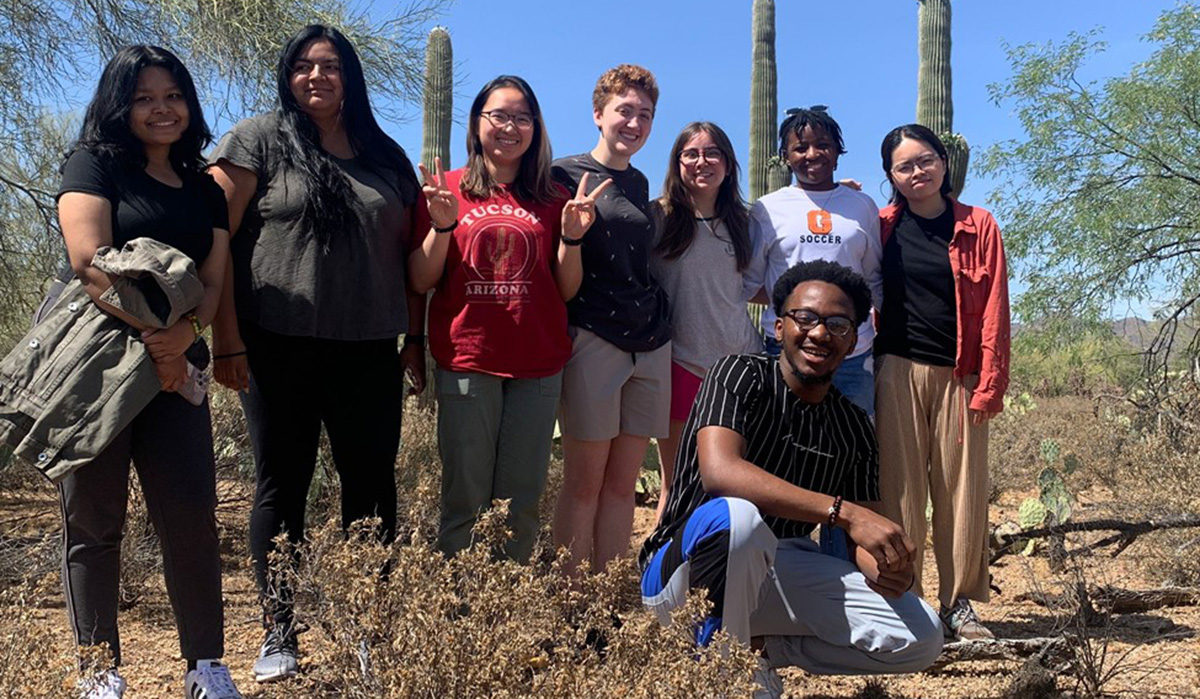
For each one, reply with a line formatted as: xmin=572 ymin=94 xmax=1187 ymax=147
xmin=0 ymin=0 xmax=450 ymax=344
xmin=980 ymin=4 xmax=1200 ymax=382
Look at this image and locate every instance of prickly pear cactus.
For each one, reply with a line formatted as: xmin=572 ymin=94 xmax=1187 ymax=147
xmin=1019 ymin=498 xmax=1047 ymax=530
xmin=1039 ymin=438 xmax=1061 ymax=466
xmin=1038 ymin=467 xmax=1075 ymax=526
xmin=1018 ymin=498 xmax=1046 ymax=555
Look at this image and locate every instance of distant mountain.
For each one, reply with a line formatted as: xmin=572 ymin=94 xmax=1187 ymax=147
xmin=1111 ymin=317 xmax=1153 ymax=350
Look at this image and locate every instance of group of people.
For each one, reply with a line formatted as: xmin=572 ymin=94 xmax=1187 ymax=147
xmin=46 ymin=20 xmax=1009 ymax=699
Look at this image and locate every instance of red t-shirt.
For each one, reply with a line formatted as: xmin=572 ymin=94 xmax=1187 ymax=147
xmin=414 ymin=169 xmax=572 ymax=378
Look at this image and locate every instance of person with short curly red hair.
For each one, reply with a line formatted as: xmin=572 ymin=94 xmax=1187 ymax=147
xmin=551 ymin=64 xmax=671 ymax=576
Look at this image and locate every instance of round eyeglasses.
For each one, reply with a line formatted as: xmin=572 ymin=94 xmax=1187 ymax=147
xmin=781 ymin=309 xmax=855 ymax=337
xmin=891 ymin=153 xmax=942 ymax=178
xmin=679 ymin=148 xmax=725 ymax=165
xmin=480 ymin=110 xmax=535 ymax=129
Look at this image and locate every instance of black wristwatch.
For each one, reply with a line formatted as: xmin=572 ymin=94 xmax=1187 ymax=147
xmin=403 ymin=334 xmax=426 ymax=348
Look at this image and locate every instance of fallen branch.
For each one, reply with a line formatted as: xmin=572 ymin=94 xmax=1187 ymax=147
xmin=992 ymin=515 xmax=1200 ymax=564
xmin=1016 ymin=585 xmax=1200 ymax=615
xmin=1092 ymin=585 xmax=1200 ymax=614
xmin=928 ymin=636 xmax=1071 ymax=672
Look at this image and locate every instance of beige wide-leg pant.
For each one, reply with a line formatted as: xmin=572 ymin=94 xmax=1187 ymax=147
xmin=876 ymin=354 xmax=990 ymax=610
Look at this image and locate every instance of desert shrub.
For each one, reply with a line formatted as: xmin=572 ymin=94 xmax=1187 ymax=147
xmin=1114 ymin=420 xmax=1200 ymax=586
xmin=394 ymin=401 xmax=443 ymax=544
xmin=990 ymin=396 xmax=1138 ymax=502
xmin=991 ymin=380 xmax=1200 ymax=586
xmin=0 ymin=581 xmax=75 ymax=698
xmin=1009 ymin=324 xmax=1139 ymax=399
xmin=261 ymin=505 xmax=758 ymax=699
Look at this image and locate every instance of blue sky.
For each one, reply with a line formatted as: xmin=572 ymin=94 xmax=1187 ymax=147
xmin=379 ymin=0 xmax=1178 ymax=318
xmin=386 ymin=0 xmax=1177 ymax=211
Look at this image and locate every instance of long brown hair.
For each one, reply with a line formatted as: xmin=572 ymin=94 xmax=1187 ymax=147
xmin=460 ymin=75 xmax=557 ymax=204
xmin=655 ymin=121 xmax=751 ymax=270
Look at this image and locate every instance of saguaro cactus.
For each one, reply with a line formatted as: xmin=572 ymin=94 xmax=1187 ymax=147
xmin=916 ymin=0 xmax=969 ymax=197
xmin=422 ymin=26 xmax=452 ymax=173
xmin=749 ymin=0 xmax=790 ymax=202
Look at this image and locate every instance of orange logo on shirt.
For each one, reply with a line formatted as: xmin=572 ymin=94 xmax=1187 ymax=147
xmin=808 ymin=209 xmax=833 ymax=235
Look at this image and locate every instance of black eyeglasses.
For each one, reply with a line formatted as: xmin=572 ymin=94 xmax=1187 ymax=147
xmin=781 ymin=309 xmax=855 ymax=337
xmin=480 ymin=110 xmax=535 ymax=129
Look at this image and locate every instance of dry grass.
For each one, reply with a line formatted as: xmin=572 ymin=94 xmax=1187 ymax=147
xmin=256 ymin=508 xmax=758 ymax=699
xmin=0 ymin=580 xmax=75 ymax=698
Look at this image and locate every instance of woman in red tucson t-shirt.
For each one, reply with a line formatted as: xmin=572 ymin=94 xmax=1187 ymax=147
xmin=409 ymin=75 xmax=610 ymax=562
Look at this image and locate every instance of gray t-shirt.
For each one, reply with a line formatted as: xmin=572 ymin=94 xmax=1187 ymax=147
xmin=210 ymin=113 xmax=414 ymax=340
xmin=651 ymin=209 xmax=765 ymax=376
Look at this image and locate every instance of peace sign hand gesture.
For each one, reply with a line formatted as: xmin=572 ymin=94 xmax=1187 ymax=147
xmin=561 ymin=172 xmax=613 ymax=242
xmin=418 ymin=156 xmax=458 ymax=230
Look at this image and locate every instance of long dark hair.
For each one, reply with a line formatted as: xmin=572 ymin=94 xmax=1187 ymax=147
xmin=460 ymin=75 xmax=558 ymax=204
xmin=880 ymin=123 xmax=953 ymax=207
xmin=274 ymin=25 xmax=419 ymax=249
xmin=70 ymin=45 xmax=211 ymax=174
xmin=655 ymin=122 xmax=751 ymax=271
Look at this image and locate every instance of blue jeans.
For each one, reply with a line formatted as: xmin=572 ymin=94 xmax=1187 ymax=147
xmin=762 ymin=336 xmax=875 ymax=417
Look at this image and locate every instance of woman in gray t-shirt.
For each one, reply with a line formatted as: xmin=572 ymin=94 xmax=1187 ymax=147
xmin=650 ymin=122 xmax=766 ymax=523
xmin=207 ymin=24 xmax=424 ymax=683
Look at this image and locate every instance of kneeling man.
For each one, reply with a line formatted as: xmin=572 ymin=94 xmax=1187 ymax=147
xmin=639 ymin=260 xmax=942 ymax=692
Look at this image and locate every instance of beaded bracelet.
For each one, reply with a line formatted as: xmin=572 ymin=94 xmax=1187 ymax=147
xmin=827 ymin=495 xmax=844 ymax=529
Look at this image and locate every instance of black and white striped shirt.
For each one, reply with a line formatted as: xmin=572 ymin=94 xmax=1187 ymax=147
xmin=640 ymin=353 xmax=879 ymax=566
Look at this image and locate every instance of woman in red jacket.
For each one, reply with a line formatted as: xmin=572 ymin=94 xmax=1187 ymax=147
xmin=874 ymin=124 xmax=1010 ymax=641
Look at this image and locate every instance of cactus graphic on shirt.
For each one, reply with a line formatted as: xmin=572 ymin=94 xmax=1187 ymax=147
xmin=488 ymin=228 xmax=519 ymax=277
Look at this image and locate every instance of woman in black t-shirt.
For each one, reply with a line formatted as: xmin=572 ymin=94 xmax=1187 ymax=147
xmin=56 ymin=46 xmax=242 ymax=698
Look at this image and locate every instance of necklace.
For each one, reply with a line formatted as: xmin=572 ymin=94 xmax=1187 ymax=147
xmin=802 ymin=185 xmax=840 ymax=235
xmin=695 ymin=214 xmax=718 ymax=238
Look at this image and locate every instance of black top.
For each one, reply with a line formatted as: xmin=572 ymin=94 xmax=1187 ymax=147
xmin=210 ymin=114 xmax=416 ymax=341
xmin=640 ymin=353 xmax=879 ymax=566
xmin=551 ymin=153 xmax=669 ymax=352
xmin=876 ymin=205 xmax=957 ymax=366
xmin=58 ymin=149 xmax=228 ymax=267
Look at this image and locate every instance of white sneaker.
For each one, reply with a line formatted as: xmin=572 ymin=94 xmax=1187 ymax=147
xmin=80 ymin=669 xmax=125 ymax=699
xmin=252 ymin=626 xmax=299 ymax=682
xmin=184 ymin=660 xmax=244 ymax=699
xmin=752 ymin=657 xmax=784 ymax=699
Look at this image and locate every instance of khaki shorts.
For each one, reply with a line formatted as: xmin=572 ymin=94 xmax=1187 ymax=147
xmin=559 ymin=327 xmax=671 ymax=441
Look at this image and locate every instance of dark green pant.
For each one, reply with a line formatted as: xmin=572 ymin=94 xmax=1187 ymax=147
xmin=435 ymin=367 xmax=562 ymax=562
